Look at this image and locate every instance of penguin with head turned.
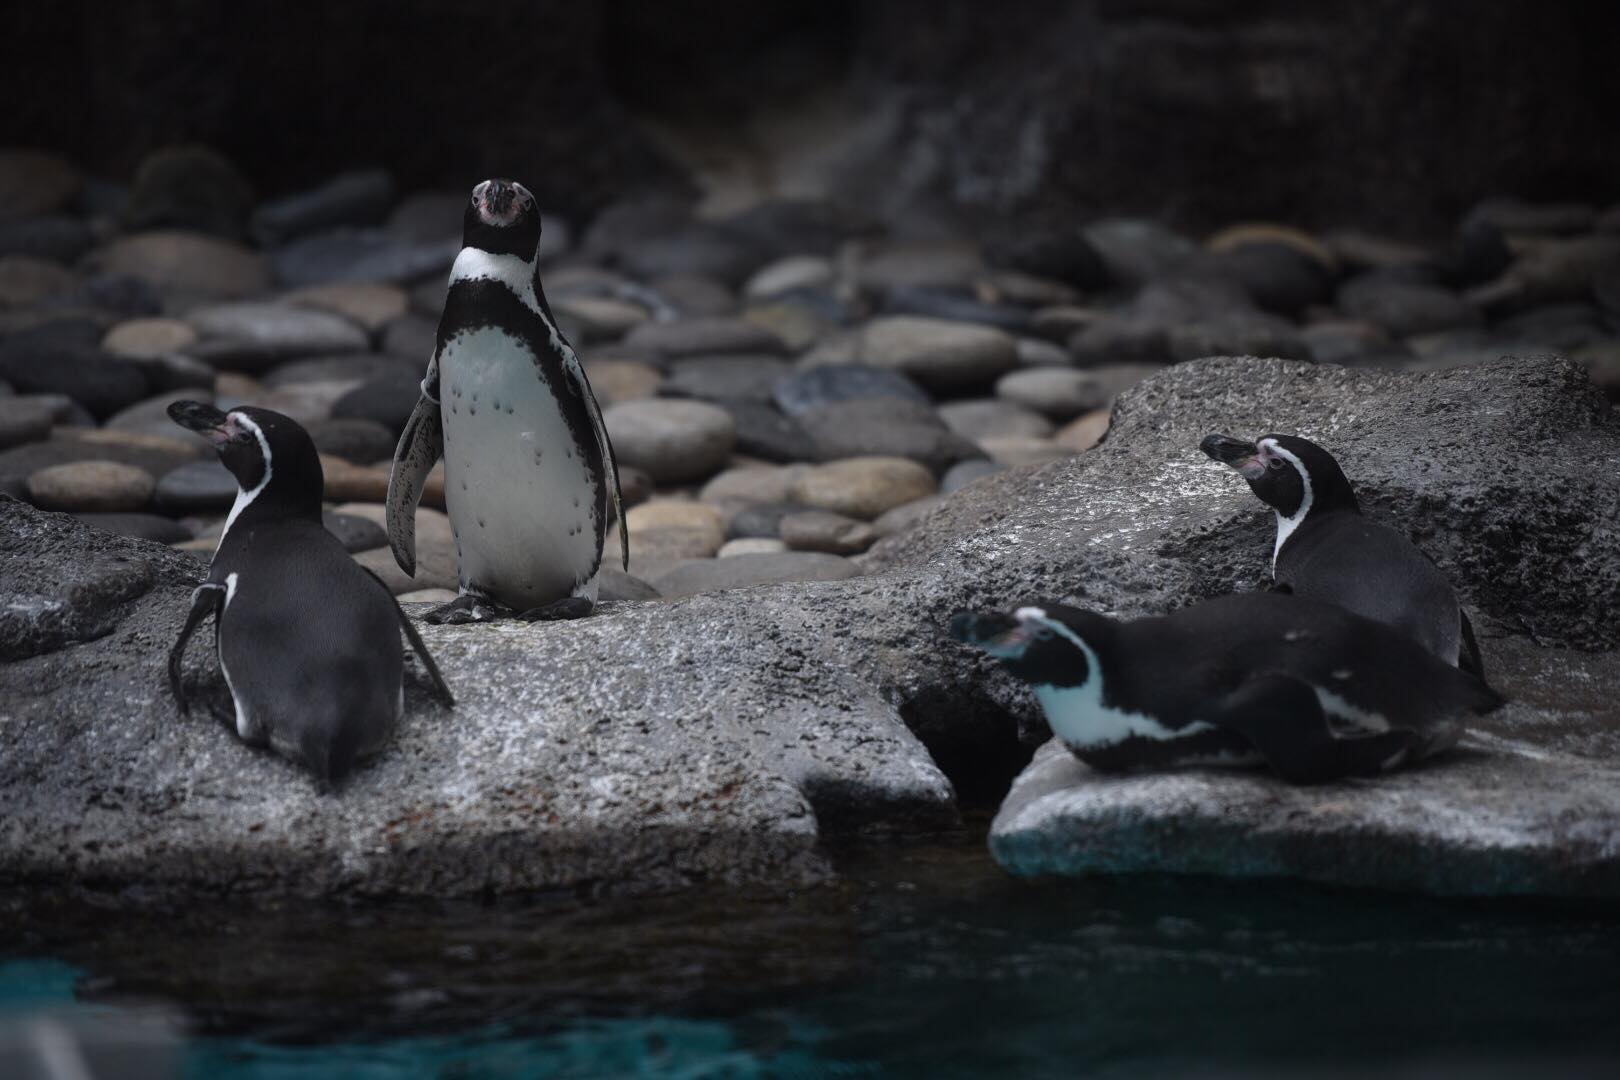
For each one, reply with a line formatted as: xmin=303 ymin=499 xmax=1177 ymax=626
xmin=387 ymin=178 xmax=627 ymax=625
xmin=1200 ymin=432 xmax=1486 ymax=678
xmin=951 ymin=593 xmax=1502 ymax=784
xmin=167 ymin=402 xmax=453 ymax=782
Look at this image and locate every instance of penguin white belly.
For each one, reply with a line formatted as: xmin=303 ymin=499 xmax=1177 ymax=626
xmin=439 ymin=326 xmax=602 ymax=610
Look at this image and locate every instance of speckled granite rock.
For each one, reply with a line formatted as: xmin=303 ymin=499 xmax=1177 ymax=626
xmin=0 ymin=499 xmax=952 ymax=902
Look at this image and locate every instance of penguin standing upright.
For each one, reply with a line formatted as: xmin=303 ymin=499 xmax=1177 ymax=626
xmin=1200 ymin=432 xmax=1485 ymax=677
xmin=166 ymin=402 xmax=453 ymax=781
xmin=950 ymin=593 xmax=1503 ymax=784
xmin=387 ymin=178 xmax=627 ymax=625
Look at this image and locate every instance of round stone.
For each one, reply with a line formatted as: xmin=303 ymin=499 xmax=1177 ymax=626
xmin=284 ymin=281 xmax=409 ymax=334
xmin=855 ymin=243 xmax=983 ymax=294
xmin=261 ymin=353 xmax=417 ymax=388
xmin=771 ymin=365 xmax=931 ymax=417
xmin=602 ymin=399 xmax=736 ymax=485
xmin=186 ymin=302 xmax=369 ymax=372
xmin=1014 ymin=337 xmax=1073 ymax=368
xmin=621 ymin=499 xmax=727 ymax=577
xmin=700 ymin=464 xmax=807 ymax=506
xmin=660 ymin=356 xmax=791 ymax=405
xmin=0 ymin=215 xmax=94 ymax=263
xmin=718 ymin=537 xmax=789 ymax=558
xmin=745 ymin=255 xmax=833 ymax=299
xmin=397 ymin=588 xmax=460 ymax=605
xmin=123 ymin=145 xmax=254 ymax=238
xmin=938 ymin=398 xmax=1054 ymax=440
xmin=1205 ymin=223 xmax=1336 ymax=271
xmin=0 ymin=397 xmax=54 ymax=449
xmin=941 ymin=459 xmax=1005 ymax=492
xmin=857 ymin=316 xmax=1019 ymax=393
xmin=789 ymin=456 xmax=938 ymax=520
xmin=0 ymin=340 xmax=151 ymax=421
xmin=553 ymin=296 xmax=649 ymax=341
xmin=154 ymin=459 xmax=238 ymax=512
xmin=871 ymin=495 xmax=945 ymax=537
xmin=1337 ymin=275 xmax=1481 ymax=337
xmin=323 ymin=510 xmax=388 ymax=553
xmin=1081 ymin=219 xmax=1198 ymax=288
xmin=583 ymin=360 xmax=663 ymax=405
xmin=321 ymin=458 xmax=391 ymax=503
xmin=623 ymin=316 xmax=786 ymax=358
xmin=349 ymin=505 xmax=457 ymax=593
xmin=1055 ymin=409 xmax=1111 ymax=452
xmin=331 ymin=373 xmax=422 ymax=433
xmin=306 ymin=417 xmax=397 ymax=464
xmin=995 ymin=368 xmax=1112 ymax=420
xmin=979 ymin=437 xmax=1077 ymax=468
xmin=779 ymin=510 xmax=880 ymax=555
xmin=798 ymin=399 xmax=976 ymax=473
xmin=724 ymin=501 xmax=808 ymax=540
xmin=0 ymin=256 xmax=75 ymax=308
xmin=648 ymin=273 xmax=739 ymax=317
xmin=102 ymin=318 xmax=198 ymax=359
xmin=27 ymin=460 xmax=155 ymax=512
xmin=84 ymin=231 xmax=270 ymax=300
xmin=723 ymin=402 xmax=817 ymax=463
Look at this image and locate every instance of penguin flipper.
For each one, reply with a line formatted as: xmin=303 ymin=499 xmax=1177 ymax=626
xmin=1205 ymin=673 xmax=1418 ymax=784
xmin=564 ymin=347 xmax=629 ymax=571
xmin=363 ymin=569 xmax=455 ymax=708
xmin=169 ymin=584 xmax=224 ymax=717
xmin=386 ymin=388 xmax=444 ymax=578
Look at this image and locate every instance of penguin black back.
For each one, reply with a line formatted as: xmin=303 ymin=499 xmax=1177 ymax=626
xmin=166 ymin=402 xmax=453 ymax=782
xmin=951 ymin=593 xmax=1502 ymax=783
xmin=1201 ymin=431 xmax=1485 ymax=676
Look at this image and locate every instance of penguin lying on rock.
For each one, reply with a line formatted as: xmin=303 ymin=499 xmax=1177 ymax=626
xmin=1200 ymin=432 xmax=1486 ymax=677
xmin=167 ymin=402 xmax=454 ymax=782
xmin=950 ymin=593 xmax=1503 ymax=784
xmin=387 ymin=178 xmax=627 ymax=625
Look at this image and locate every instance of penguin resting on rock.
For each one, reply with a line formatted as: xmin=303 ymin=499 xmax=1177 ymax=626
xmin=167 ymin=402 xmax=453 ymax=781
xmin=387 ymin=178 xmax=627 ymax=625
xmin=1200 ymin=432 xmax=1486 ymax=678
xmin=950 ymin=593 xmax=1503 ymax=784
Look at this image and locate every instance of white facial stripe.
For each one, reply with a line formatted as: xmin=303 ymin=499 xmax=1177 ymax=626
xmin=217 ymin=413 xmax=272 ymax=555
xmin=1259 ymin=438 xmax=1313 ymax=573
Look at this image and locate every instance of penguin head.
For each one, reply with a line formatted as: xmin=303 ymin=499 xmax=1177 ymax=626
xmin=463 ymin=178 xmax=542 ymax=260
xmin=1200 ymin=432 xmax=1359 ymax=518
xmin=168 ymin=402 xmax=324 ymax=522
xmin=949 ymin=604 xmax=1108 ymax=689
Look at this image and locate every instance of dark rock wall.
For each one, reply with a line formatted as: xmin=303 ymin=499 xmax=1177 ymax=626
xmin=853 ymin=0 xmax=1620 ymax=235
xmin=3 ymin=0 xmax=1616 ymax=230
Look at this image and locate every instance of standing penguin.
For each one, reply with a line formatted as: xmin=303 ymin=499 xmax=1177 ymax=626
xmin=166 ymin=402 xmax=453 ymax=781
xmin=950 ymin=594 xmax=1503 ymax=784
xmin=387 ymin=178 xmax=627 ymax=625
xmin=1200 ymin=432 xmax=1486 ymax=677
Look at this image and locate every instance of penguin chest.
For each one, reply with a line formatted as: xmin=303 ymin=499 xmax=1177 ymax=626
xmin=1033 ymin=684 xmax=1259 ymax=770
xmin=438 ymin=326 xmax=603 ymax=605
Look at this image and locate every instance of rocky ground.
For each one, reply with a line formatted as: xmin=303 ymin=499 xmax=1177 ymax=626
xmin=2 ymin=145 xmax=1619 ymax=901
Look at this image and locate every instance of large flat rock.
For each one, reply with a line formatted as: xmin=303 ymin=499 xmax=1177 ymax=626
xmin=992 ymin=643 xmax=1620 ymax=897
xmin=0 ymin=499 xmax=952 ymax=901
xmin=4 ymin=356 xmax=1618 ymax=901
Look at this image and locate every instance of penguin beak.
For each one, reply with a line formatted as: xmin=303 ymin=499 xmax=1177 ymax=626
xmin=1200 ymin=434 xmax=1266 ymax=480
xmin=950 ymin=609 xmax=1036 ymax=657
xmin=167 ymin=400 xmax=240 ymax=448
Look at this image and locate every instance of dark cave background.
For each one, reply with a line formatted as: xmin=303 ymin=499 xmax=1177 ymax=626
xmin=5 ymin=0 xmax=1618 ymax=237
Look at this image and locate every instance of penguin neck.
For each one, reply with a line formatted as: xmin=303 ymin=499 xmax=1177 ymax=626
xmin=217 ymin=453 xmax=323 ymax=554
xmin=1265 ymin=446 xmax=1360 ymax=574
xmin=449 ymin=246 xmax=539 ymax=310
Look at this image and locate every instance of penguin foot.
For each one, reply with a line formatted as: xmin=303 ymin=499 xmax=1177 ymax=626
xmin=425 ymin=594 xmax=507 ymax=625
xmin=516 ymin=597 xmax=594 ymax=622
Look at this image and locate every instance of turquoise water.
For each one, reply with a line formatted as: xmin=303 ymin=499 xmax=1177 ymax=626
xmin=7 ymin=838 xmax=1620 ymax=1078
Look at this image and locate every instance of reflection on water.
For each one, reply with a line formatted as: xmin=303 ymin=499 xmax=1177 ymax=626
xmin=5 ymin=831 xmax=1620 ymax=1078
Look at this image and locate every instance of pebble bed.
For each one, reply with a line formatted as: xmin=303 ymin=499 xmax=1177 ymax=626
xmin=2 ymin=145 xmax=1617 ymax=601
